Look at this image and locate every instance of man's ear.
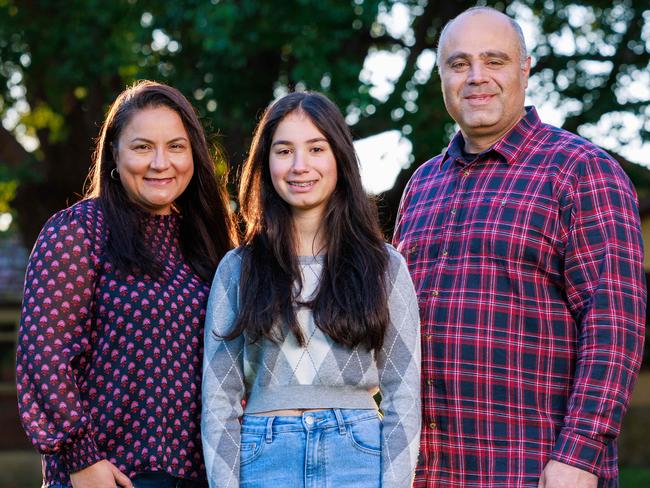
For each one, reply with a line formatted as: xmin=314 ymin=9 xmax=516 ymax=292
xmin=523 ymin=55 xmax=532 ymax=88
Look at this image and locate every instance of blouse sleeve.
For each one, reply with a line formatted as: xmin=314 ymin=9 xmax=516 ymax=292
xmin=377 ymin=247 xmax=422 ymax=488
xmin=15 ymin=206 xmax=104 ymax=472
xmin=202 ymin=250 xmax=246 ymax=488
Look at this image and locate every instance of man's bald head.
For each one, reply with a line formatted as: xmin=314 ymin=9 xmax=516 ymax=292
xmin=437 ymin=7 xmax=528 ymax=69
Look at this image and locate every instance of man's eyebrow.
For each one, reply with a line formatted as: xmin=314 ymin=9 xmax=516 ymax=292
xmin=445 ymin=52 xmax=469 ymax=65
xmin=479 ymin=50 xmax=512 ymax=61
xmin=445 ymin=50 xmax=512 ymax=65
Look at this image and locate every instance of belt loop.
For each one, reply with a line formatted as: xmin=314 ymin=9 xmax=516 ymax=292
xmin=333 ymin=409 xmax=346 ymax=435
xmin=265 ymin=416 xmax=274 ymax=443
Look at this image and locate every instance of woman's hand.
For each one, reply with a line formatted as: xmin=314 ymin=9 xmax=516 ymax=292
xmin=70 ymin=460 xmax=133 ymax=488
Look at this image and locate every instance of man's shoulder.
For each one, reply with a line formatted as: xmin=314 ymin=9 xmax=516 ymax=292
xmin=529 ymin=123 xmax=636 ymax=199
xmin=534 ymin=122 xmax=614 ymax=161
xmin=408 ymin=153 xmax=445 ymax=185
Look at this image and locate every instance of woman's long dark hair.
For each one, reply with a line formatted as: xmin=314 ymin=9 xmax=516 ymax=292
xmin=85 ymin=80 xmax=236 ymax=281
xmin=231 ymin=91 xmax=389 ymax=351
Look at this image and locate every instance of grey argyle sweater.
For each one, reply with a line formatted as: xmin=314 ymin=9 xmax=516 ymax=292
xmin=201 ymin=245 xmax=421 ymax=488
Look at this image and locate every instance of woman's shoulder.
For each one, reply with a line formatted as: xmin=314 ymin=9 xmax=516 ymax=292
xmin=41 ymin=198 xmax=105 ymax=238
xmin=30 ymin=199 xmax=106 ymax=262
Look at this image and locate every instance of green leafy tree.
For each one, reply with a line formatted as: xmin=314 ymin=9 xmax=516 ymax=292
xmin=0 ymin=0 xmax=648 ymax=245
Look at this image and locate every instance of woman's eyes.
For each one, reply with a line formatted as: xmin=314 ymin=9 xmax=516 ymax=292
xmin=131 ymin=142 xmax=187 ymax=151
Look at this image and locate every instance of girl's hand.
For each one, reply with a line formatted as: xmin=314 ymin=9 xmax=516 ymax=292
xmin=70 ymin=460 xmax=133 ymax=488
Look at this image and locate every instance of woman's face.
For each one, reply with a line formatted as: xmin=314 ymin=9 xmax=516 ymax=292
xmin=269 ymin=111 xmax=338 ymax=222
xmin=114 ymin=105 xmax=194 ymax=215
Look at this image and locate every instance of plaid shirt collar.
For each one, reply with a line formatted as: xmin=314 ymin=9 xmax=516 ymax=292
xmin=440 ymin=106 xmax=541 ymax=169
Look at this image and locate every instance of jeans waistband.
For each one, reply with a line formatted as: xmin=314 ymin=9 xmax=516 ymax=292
xmin=241 ymin=408 xmax=378 ymax=439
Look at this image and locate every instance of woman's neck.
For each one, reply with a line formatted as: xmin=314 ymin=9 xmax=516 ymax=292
xmin=292 ymin=211 xmax=326 ymax=256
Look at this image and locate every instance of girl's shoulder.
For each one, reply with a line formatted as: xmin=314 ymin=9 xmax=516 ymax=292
xmin=383 ymin=242 xmax=408 ymax=277
xmin=214 ymin=246 xmax=247 ymax=280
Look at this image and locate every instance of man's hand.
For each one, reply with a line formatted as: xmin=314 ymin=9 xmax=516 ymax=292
xmin=70 ymin=460 xmax=133 ymax=488
xmin=538 ymin=460 xmax=598 ymax=488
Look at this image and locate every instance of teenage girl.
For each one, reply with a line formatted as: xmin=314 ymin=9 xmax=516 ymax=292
xmin=201 ymin=91 xmax=420 ymax=488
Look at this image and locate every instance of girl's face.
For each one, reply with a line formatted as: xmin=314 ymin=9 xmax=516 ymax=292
xmin=269 ymin=111 xmax=338 ymax=222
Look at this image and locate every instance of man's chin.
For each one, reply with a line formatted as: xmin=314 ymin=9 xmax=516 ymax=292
xmin=460 ymin=118 xmax=501 ymax=134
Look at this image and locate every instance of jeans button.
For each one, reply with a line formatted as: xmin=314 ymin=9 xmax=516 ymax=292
xmin=305 ymin=416 xmax=314 ymax=425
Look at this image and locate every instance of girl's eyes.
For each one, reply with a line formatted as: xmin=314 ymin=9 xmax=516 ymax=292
xmin=272 ymin=145 xmax=329 ymax=155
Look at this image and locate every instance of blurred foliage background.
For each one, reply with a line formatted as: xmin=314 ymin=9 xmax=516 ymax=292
xmin=0 ymin=0 xmax=648 ymax=245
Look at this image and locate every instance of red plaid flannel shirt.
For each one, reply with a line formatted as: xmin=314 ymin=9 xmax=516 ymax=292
xmin=393 ymin=107 xmax=646 ymax=487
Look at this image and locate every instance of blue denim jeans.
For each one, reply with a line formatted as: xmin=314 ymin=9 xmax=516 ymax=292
xmin=240 ymin=409 xmax=381 ymax=488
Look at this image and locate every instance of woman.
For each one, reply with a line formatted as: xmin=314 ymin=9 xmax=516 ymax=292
xmin=202 ymin=92 xmax=420 ymax=488
xmin=16 ymin=80 xmax=236 ymax=488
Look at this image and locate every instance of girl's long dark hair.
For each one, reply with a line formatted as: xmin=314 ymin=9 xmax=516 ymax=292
xmin=230 ymin=91 xmax=389 ymax=351
xmin=85 ymin=80 xmax=235 ymax=281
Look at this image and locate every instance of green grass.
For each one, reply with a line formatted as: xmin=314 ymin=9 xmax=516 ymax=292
xmin=620 ymin=467 xmax=650 ymax=487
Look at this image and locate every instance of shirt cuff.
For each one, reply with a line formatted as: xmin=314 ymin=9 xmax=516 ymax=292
xmin=58 ymin=433 xmax=104 ymax=473
xmin=550 ymin=428 xmax=606 ymax=476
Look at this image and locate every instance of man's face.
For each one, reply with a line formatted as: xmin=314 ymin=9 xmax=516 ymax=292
xmin=438 ymin=11 xmax=531 ymax=151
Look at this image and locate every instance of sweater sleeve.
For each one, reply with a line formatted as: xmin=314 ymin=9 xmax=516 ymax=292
xmin=15 ymin=205 xmax=104 ymax=473
xmin=202 ymin=250 xmax=246 ymax=488
xmin=377 ymin=246 xmax=422 ymax=488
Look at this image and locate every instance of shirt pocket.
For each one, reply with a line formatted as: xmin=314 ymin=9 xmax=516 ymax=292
xmin=470 ymin=194 xmax=562 ymax=270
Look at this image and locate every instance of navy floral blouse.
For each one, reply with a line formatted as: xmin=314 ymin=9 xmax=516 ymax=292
xmin=16 ymin=198 xmax=210 ymax=486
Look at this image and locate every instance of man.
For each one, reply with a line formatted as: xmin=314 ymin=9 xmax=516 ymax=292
xmin=393 ymin=7 xmax=646 ymax=488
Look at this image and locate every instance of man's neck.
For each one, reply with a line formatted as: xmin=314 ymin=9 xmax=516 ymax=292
xmin=462 ymin=109 xmax=527 ymax=154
